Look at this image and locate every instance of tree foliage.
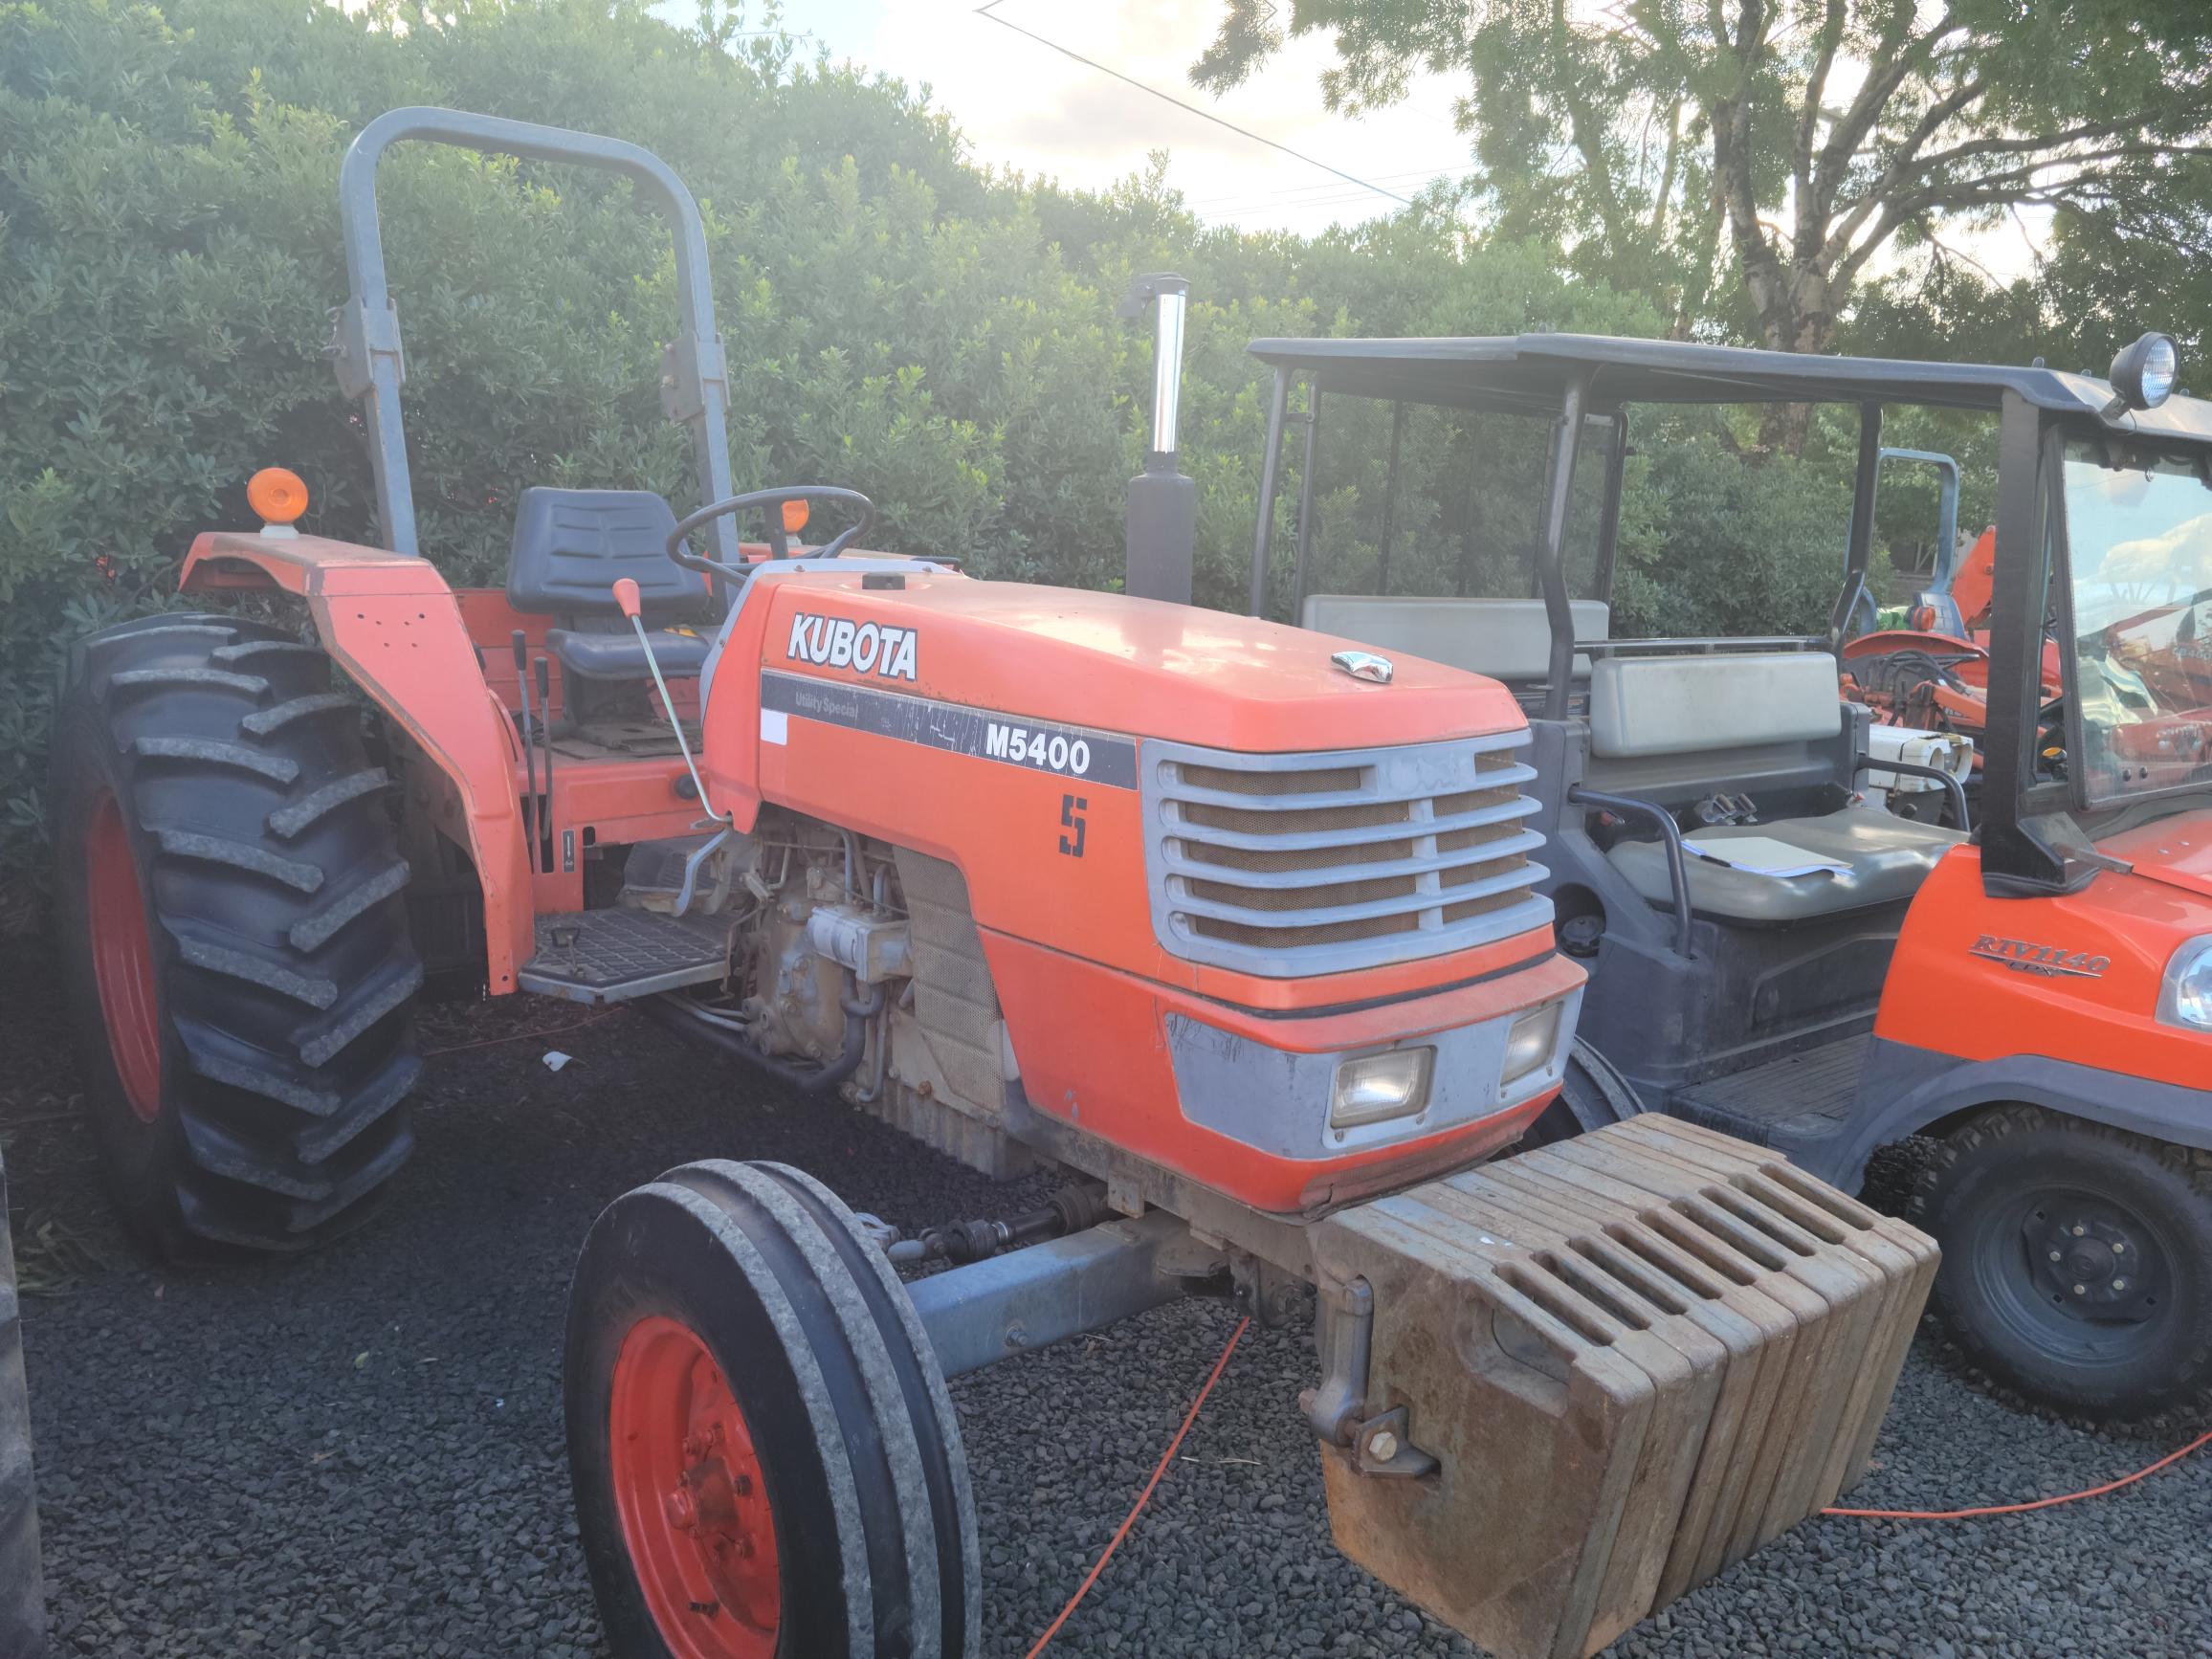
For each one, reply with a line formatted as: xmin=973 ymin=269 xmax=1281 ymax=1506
xmin=1196 ymin=1 xmax=2212 ymax=369
xmin=0 ymin=0 xmax=1958 ymax=917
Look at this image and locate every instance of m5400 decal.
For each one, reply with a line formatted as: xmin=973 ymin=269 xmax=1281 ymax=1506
xmin=759 ymin=670 xmax=1138 ymax=788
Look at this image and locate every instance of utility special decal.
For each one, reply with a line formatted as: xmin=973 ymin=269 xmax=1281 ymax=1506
xmin=1968 ymin=935 xmax=2112 ymax=979
xmin=759 ymin=670 xmax=1138 ymax=788
xmin=785 ymin=611 xmax=918 ymax=681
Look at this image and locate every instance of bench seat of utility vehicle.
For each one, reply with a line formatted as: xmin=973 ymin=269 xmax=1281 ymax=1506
xmin=1588 ymin=650 xmax=1964 ymax=923
xmin=1607 ymin=806 xmax=1964 ymax=923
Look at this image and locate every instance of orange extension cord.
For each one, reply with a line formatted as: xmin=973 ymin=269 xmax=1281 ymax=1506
xmin=1024 ymin=1314 xmax=2210 ymax=1656
xmin=419 ymin=1019 xmax=2211 ymax=1556
xmin=1025 ymin=1316 xmax=1250 ymax=1658
xmin=1824 ymin=1423 xmax=2212 ymax=1519
xmin=419 ymin=1007 xmax=619 ymax=1058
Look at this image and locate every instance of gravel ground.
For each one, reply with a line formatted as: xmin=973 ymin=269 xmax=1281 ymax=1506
xmin=8 ymin=945 xmax=2211 ymax=1659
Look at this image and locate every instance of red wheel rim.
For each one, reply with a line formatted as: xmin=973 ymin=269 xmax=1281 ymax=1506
xmin=609 ymin=1316 xmax=782 ymax=1658
xmin=84 ymin=790 xmax=163 ymax=1123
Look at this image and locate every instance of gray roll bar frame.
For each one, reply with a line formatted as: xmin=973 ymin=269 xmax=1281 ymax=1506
xmin=1877 ymin=447 xmax=1961 ymax=582
xmin=332 ymin=106 xmax=741 ymax=566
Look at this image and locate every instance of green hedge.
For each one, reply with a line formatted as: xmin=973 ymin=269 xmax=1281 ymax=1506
xmin=0 ymin=0 xmax=1890 ymax=921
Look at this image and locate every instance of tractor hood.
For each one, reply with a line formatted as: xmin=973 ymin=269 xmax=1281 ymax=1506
xmin=758 ymin=571 xmax=1528 ymax=753
xmin=2098 ymin=813 xmax=2212 ymax=903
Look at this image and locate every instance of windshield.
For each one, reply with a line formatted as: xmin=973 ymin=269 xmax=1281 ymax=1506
xmin=2063 ymin=437 xmax=2212 ymax=805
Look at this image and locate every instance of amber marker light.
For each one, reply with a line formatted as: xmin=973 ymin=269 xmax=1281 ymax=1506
xmin=781 ymin=499 xmax=810 ymax=534
xmin=248 ymin=467 xmax=309 ymax=534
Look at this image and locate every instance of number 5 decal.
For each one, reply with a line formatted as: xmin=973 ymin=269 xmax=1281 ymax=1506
xmin=1059 ymin=794 xmax=1087 ymax=858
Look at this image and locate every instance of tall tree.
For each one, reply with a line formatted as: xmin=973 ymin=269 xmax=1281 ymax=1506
xmin=1195 ymin=1 xmax=2212 ymax=364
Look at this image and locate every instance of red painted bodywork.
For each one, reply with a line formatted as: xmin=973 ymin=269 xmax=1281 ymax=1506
xmin=184 ymin=531 xmax=540 ymax=992
xmin=183 ymin=532 xmax=1578 ymax=1212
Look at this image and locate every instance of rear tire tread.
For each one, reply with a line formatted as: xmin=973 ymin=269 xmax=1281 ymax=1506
xmin=52 ymin=618 xmax=421 ymax=1260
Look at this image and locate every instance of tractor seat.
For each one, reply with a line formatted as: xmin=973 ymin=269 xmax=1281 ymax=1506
xmin=1607 ymin=806 xmax=1965 ymax=925
xmin=506 ymin=487 xmax=715 ymax=682
xmin=546 ymin=624 xmax=711 ymax=682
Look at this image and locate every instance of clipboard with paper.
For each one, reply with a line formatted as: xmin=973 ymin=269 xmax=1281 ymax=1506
xmin=1679 ymin=834 xmax=1852 ymax=879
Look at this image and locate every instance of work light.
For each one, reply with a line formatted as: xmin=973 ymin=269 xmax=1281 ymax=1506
xmin=2109 ymin=331 xmax=2180 ymax=411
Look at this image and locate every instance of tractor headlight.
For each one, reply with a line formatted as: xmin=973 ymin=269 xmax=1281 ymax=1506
xmin=2158 ymin=937 xmax=2212 ymax=1030
xmin=1330 ymin=1047 xmax=1435 ymax=1129
xmin=1500 ymin=999 xmax=1565 ymax=1087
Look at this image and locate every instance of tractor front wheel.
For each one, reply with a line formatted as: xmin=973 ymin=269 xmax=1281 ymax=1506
xmin=1912 ymin=1104 xmax=2212 ymax=1423
xmin=50 ymin=616 xmax=422 ymax=1259
xmin=565 ymin=1161 xmax=978 ymax=1658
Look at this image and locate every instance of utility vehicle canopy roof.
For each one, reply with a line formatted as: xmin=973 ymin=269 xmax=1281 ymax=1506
xmin=1246 ymin=333 xmax=2212 ymax=442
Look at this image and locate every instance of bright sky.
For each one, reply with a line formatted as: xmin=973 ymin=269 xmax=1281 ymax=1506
xmin=698 ymin=0 xmax=2047 ymax=276
xmin=725 ymin=0 xmax=1479 ymax=235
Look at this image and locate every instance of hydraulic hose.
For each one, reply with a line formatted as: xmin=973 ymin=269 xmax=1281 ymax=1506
xmin=645 ymin=975 xmax=884 ymax=1096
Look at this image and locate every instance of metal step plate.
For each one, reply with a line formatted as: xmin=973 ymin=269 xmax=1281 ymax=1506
xmin=518 ymin=907 xmax=731 ymax=1004
xmin=1671 ymin=1032 xmax=1872 ymax=1146
xmin=1310 ymin=1115 xmax=1936 ymax=1659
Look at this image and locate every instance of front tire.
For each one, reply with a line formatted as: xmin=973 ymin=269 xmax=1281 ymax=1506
xmin=565 ymin=1161 xmax=978 ymax=1658
xmin=1515 ymin=1038 xmax=1645 ymax=1151
xmin=50 ymin=616 xmax=421 ymax=1259
xmin=1911 ymin=1104 xmax=2212 ymax=1422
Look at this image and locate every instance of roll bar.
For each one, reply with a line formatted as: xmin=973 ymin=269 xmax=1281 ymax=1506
xmin=1878 ymin=448 xmax=1960 ymax=581
xmin=331 ymin=106 xmax=741 ymax=566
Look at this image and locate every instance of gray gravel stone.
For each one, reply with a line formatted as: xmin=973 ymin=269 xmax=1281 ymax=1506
xmin=8 ymin=976 xmax=2211 ymax=1656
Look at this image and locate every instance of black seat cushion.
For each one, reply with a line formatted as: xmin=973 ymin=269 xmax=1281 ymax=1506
xmin=506 ymin=488 xmax=706 ymax=618
xmin=547 ymin=627 xmax=712 ymax=683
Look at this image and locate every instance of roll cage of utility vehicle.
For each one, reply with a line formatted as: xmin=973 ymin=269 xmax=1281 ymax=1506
xmin=1248 ymin=331 xmax=2212 ymax=1420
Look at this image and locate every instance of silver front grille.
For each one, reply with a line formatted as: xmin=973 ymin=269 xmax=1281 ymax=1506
xmin=1140 ymin=733 xmax=1551 ymax=977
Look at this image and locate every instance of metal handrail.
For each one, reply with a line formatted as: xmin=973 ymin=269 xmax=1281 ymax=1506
xmin=1854 ymin=755 xmax=1972 ymax=833
xmin=332 ymin=107 xmax=739 ymax=566
xmin=1567 ymin=785 xmax=1694 ymax=959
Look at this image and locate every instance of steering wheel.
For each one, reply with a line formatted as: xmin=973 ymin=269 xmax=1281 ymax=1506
xmin=666 ymin=486 xmax=877 ymax=579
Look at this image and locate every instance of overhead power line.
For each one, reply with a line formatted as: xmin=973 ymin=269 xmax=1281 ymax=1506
xmin=972 ymin=0 xmax=1411 ymax=208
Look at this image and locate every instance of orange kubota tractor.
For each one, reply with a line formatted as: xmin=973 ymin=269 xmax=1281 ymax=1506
xmin=50 ymin=111 xmax=1933 ymax=1659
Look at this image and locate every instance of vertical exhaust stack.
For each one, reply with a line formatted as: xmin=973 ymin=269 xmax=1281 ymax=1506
xmin=1122 ymin=273 xmax=1197 ymax=605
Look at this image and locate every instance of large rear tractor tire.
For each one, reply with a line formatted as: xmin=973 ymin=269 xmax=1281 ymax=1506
xmin=50 ymin=616 xmax=422 ymax=1260
xmin=566 ymin=1160 xmax=978 ymax=1658
xmin=1911 ymin=1104 xmax=2212 ymax=1423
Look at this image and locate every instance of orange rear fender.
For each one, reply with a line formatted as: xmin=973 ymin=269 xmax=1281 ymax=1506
xmin=181 ymin=532 xmax=535 ymax=991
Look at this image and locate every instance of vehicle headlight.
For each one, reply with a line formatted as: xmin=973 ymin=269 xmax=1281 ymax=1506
xmin=2159 ymin=937 xmax=2212 ymax=1029
xmin=1500 ymin=999 xmax=1564 ymax=1087
xmin=1330 ymin=1047 xmax=1435 ymax=1129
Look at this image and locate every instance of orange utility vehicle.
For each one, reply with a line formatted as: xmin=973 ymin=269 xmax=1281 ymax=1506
xmin=51 ymin=110 xmax=1932 ymax=1659
xmin=1255 ymin=329 xmax=2212 ymax=1423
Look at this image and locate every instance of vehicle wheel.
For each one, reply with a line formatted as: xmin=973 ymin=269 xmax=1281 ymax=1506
xmin=1515 ymin=1038 xmax=1645 ymax=1151
xmin=49 ymin=615 xmax=421 ymax=1260
xmin=566 ymin=1160 xmax=978 ymax=1659
xmin=1911 ymin=1104 xmax=2212 ymax=1422
xmin=0 ymin=1150 xmax=45 ymax=1658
